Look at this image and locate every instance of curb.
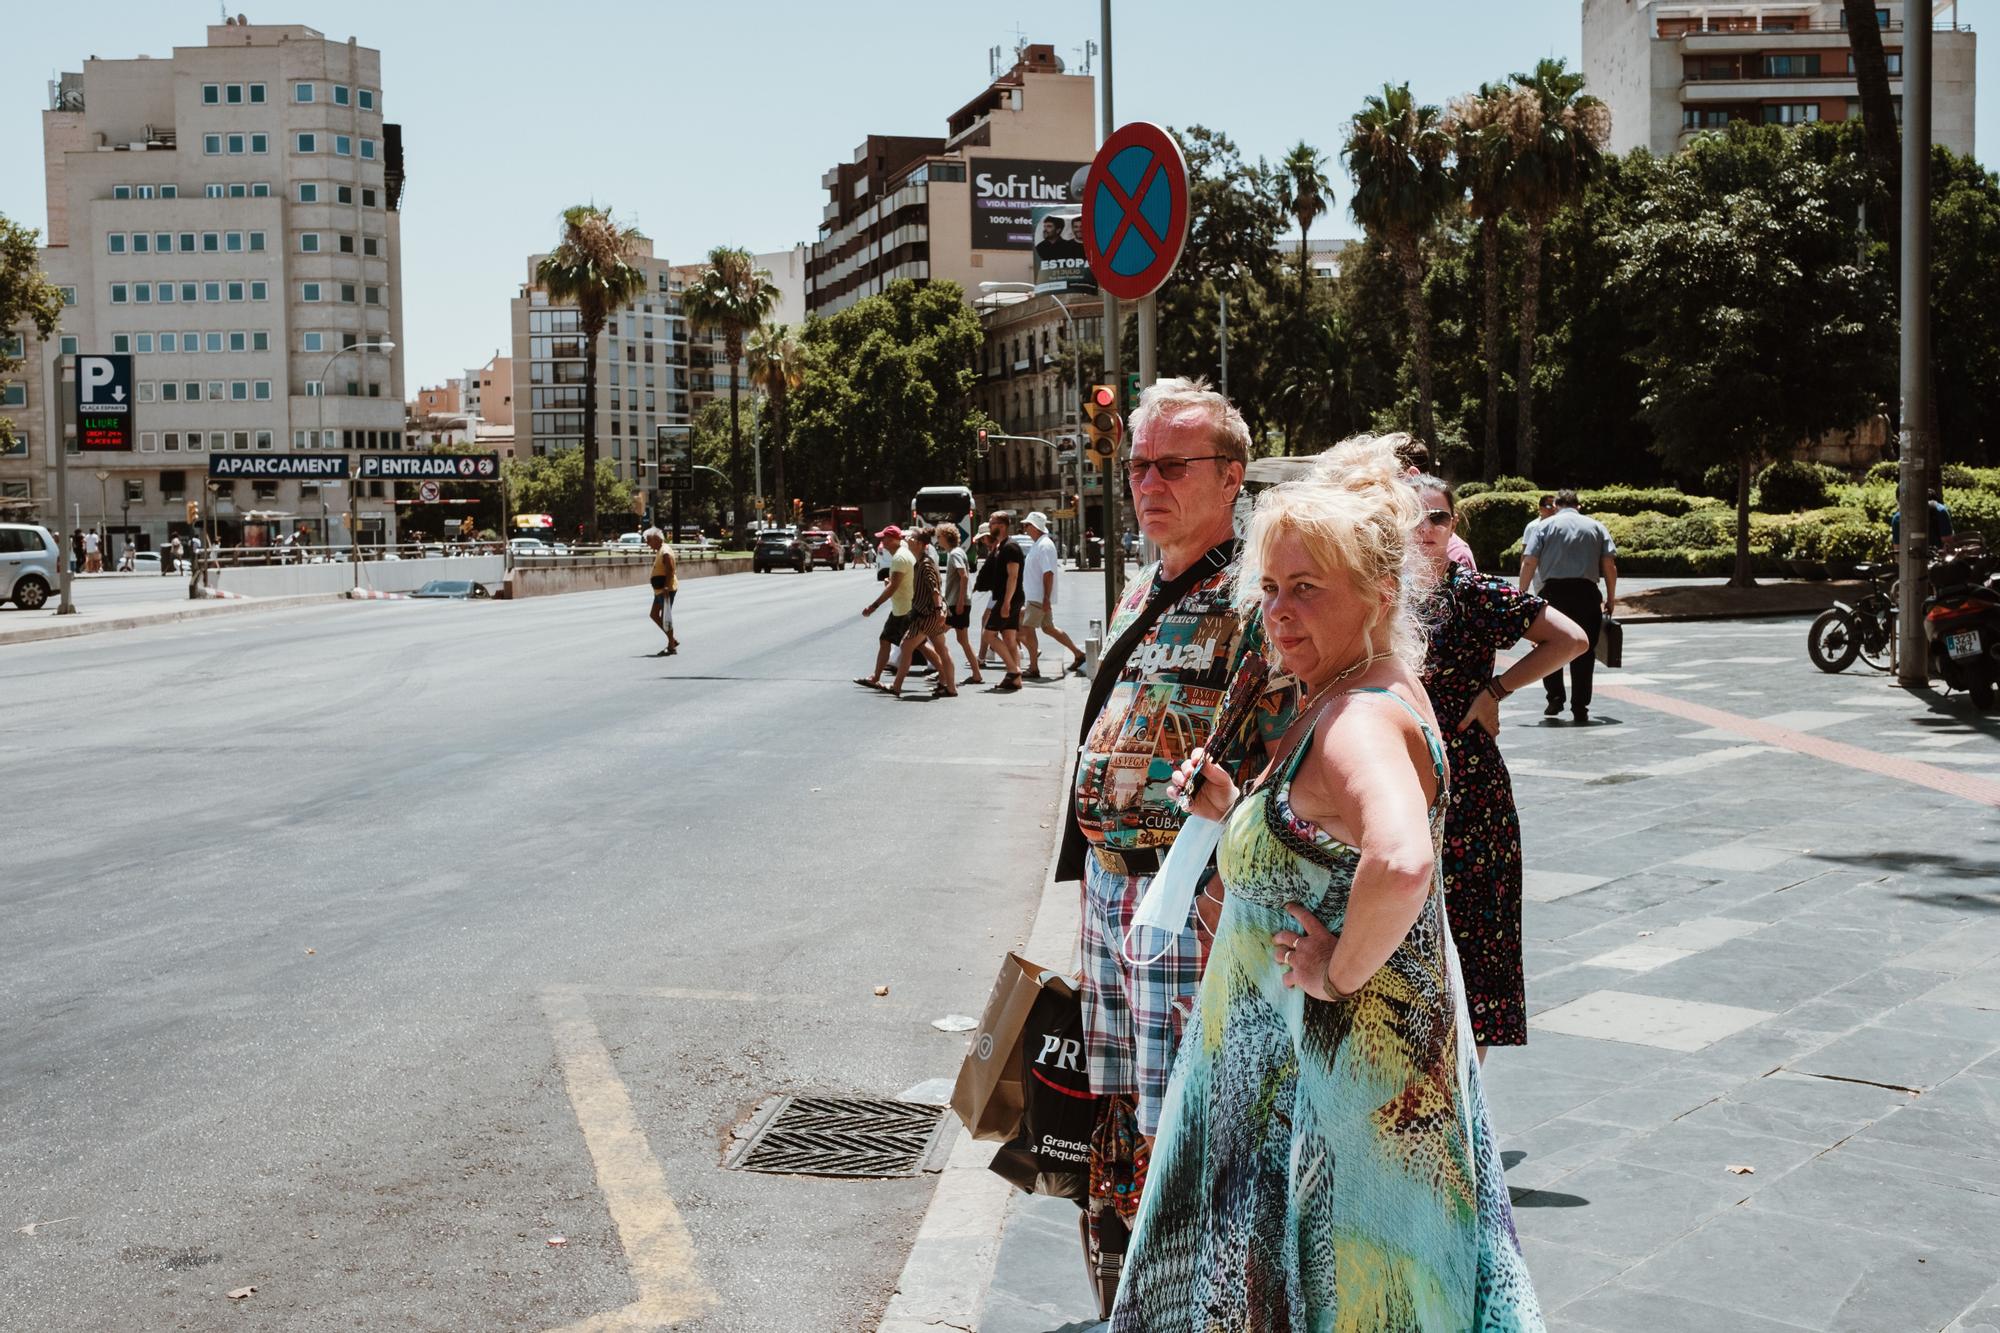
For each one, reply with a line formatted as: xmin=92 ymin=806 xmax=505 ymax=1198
xmin=878 ymin=680 xmax=1083 ymax=1333
xmin=346 ymin=588 xmax=412 ymax=600
xmin=1621 ymin=606 xmax=1825 ymax=625
xmin=0 ymin=591 xmax=347 ymax=646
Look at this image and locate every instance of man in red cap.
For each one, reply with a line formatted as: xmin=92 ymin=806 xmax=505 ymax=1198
xmin=856 ymin=525 xmax=919 ymax=689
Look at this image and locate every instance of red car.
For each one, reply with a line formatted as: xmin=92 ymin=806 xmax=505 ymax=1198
xmin=801 ymin=529 xmax=846 ymax=570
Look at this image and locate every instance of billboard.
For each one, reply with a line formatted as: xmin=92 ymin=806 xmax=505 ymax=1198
xmin=1031 ymin=205 xmax=1096 ymax=293
xmin=970 ymin=158 xmax=1090 ymax=250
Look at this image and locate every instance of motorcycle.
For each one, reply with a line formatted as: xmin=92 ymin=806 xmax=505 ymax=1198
xmin=1807 ymin=562 xmax=1898 ymax=674
xmin=1922 ymin=539 xmax=2000 ymax=710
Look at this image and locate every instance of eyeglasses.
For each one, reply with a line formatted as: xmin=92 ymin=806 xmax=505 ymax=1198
xmin=1421 ymin=509 xmax=1455 ymax=528
xmin=1124 ymin=454 xmax=1230 ymax=482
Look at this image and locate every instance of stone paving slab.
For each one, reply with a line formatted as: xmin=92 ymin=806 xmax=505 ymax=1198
xmin=974 ymin=614 xmax=2000 ymax=1333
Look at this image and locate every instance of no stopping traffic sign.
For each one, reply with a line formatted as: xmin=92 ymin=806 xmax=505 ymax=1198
xmin=1081 ymin=122 xmax=1190 ymax=303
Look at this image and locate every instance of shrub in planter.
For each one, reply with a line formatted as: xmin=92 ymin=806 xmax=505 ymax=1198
xmin=1491 ymin=475 xmax=1538 ymax=493
xmin=1456 ymin=491 xmax=1541 ymax=568
xmin=1754 ymin=460 xmax=1833 ymax=512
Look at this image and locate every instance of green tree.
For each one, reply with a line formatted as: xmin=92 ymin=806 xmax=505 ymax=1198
xmin=1929 ymin=147 xmax=2000 ymax=467
xmin=746 ymin=323 xmax=803 ymax=521
xmin=1614 ymin=125 xmax=1887 ymax=585
xmin=1344 ymin=83 xmax=1458 ymax=447
xmin=0 ymin=214 xmax=65 ymax=456
xmin=1506 ymin=57 xmax=1610 ymax=480
xmin=680 ymin=246 xmax=780 ymax=532
xmin=1448 ymin=82 xmax=1530 ymax=478
xmin=1279 ymin=141 xmax=1332 ymax=330
xmin=503 ymin=449 xmax=634 ymax=538
xmin=534 ymin=205 xmax=646 ymax=542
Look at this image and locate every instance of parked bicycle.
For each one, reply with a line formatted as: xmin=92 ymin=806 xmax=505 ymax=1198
xmin=1807 ymin=562 xmax=1897 ymax=674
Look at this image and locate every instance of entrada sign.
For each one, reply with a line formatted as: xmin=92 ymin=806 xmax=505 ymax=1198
xmin=209 ymin=454 xmax=351 ymax=479
xmin=357 ymin=453 xmax=501 ymax=480
xmin=75 ymin=353 xmax=134 ymax=452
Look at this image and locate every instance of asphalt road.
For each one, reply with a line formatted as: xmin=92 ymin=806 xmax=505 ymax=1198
xmin=0 ymin=565 xmax=1100 ymax=1331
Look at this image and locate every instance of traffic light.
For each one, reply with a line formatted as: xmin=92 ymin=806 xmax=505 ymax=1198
xmin=977 ymin=428 xmax=989 ymax=453
xmin=1124 ymin=372 xmax=1141 ymax=412
xmin=1084 ymin=384 xmax=1121 ymax=461
xmin=185 ymin=501 xmax=200 ymax=524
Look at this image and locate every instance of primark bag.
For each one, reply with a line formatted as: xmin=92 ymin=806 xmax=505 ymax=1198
xmin=952 ymin=952 xmax=1071 ymax=1142
xmin=986 ymin=979 xmax=1093 ymax=1201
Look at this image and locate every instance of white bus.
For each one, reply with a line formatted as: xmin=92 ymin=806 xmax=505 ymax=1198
xmin=911 ymin=485 xmax=977 ymax=538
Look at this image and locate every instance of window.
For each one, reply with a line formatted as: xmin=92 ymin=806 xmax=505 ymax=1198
xmin=1761 ymin=55 xmax=1820 ymax=77
xmin=131 ymin=232 xmax=150 ymax=254
xmin=295 ymin=82 xmax=314 ymax=102
xmin=59 ymin=287 xmax=76 ymax=306
xmin=302 ymin=283 xmax=322 ymax=303
xmin=225 ymin=83 xmax=243 ymax=105
xmin=59 ymin=335 xmax=78 ymax=355
xmin=206 ymin=183 xmax=226 ymax=199
xmin=161 ymin=185 xmax=177 ymax=199
xmin=111 ymin=284 xmax=129 ymax=304
xmin=0 ymin=429 xmax=25 ymax=457
xmin=333 ymin=84 xmax=350 ymax=106
xmin=255 ymin=430 xmax=272 ymax=450
xmin=135 ymin=333 xmax=153 ymax=353
xmin=360 ymin=139 xmax=377 ymax=161
xmin=229 ymin=331 xmax=247 ymax=352
xmin=233 ymin=431 xmax=250 ymax=452
xmin=159 ymin=333 xmax=176 ymax=352
xmin=334 ymin=135 xmax=352 ymax=157
xmin=304 ymin=380 xmax=322 ymax=397
xmin=301 ymin=233 xmax=321 ymax=253
xmin=337 ymin=185 xmax=353 ymax=205
xmin=202 ymin=232 xmax=219 ymax=252
xmin=358 ymin=89 xmax=375 ymax=111
xmin=139 ymin=431 xmax=155 ymax=452
xmin=251 ymin=182 xmax=270 ymax=197
xmin=248 ymin=231 xmax=265 ymax=252
xmin=298 ymin=182 xmax=318 ymax=203
xmin=157 ymin=282 xmax=174 ymax=304
xmin=204 ymin=134 xmax=222 ymax=155
xmin=182 ymin=327 xmax=197 ymax=348
xmin=303 ymin=332 xmax=323 ymax=352
xmin=206 ymin=333 xmax=223 ymax=353
xmin=203 ymin=83 xmax=220 ymax=105
xmin=112 ymin=184 xmax=132 ymax=200
xmin=250 ymin=281 xmax=267 ymax=301
xmin=139 ymin=382 xmax=155 ymax=403
xmin=161 ymin=382 xmax=179 ymax=403
xmin=248 ymin=82 xmax=265 ymax=104
xmin=296 ymin=132 xmax=316 ymax=154
xmin=134 ymin=283 xmax=151 ymax=303
xmin=0 ymin=383 xmax=23 ymax=407
xmin=364 ymin=286 xmax=381 ymax=306
xmin=184 ymin=381 xmax=201 ymax=400
xmin=230 ymin=381 xmax=248 ymax=402
xmin=1848 ymin=52 xmax=1903 ymax=75
xmin=209 ymin=381 xmax=225 ymax=403
xmin=338 ymin=234 xmax=354 ymax=254
xmin=227 ymin=134 xmax=245 ymax=155
xmin=137 ymin=185 xmax=156 ymax=199
xmin=227 ymin=281 xmax=244 ymax=303
xmin=154 ymin=232 xmax=171 ymax=252
xmin=112 ymin=334 xmax=130 ymax=352
xmin=250 ymin=133 xmax=267 ymax=154
xmin=340 ymin=283 xmax=356 ymax=304
xmin=254 ymin=381 xmax=271 ymax=401
xmin=226 ymin=231 xmax=243 ymax=252
xmin=1762 ymin=103 xmax=1819 ymax=125
xmin=203 ymin=282 xmax=220 ymax=303
xmin=362 ymin=237 xmax=378 ymax=257
xmin=108 ymin=233 xmax=126 ymax=254
xmin=361 ymin=188 xmax=376 ymax=207
xmin=252 ymin=332 xmax=269 ymax=352
xmin=180 ymin=282 xmax=197 ymax=302
xmin=178 ymin=232 xmax=196 ymax=252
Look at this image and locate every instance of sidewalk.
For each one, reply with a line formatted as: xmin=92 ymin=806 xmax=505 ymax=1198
xmin=0 ymin=589 xmax=344 ymax=646
xmin=977 ymin=614 xmax=2000 ymax=1333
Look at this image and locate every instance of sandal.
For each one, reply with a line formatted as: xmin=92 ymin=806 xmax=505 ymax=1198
xmin=932 ymin=685 xmax=959 ymax=698
xmin=854 ymin=677 xmax=886 ymax=691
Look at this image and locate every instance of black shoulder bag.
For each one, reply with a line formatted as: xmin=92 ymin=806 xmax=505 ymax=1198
xmin=1054 ymin=539 xmax=1239 ymax=883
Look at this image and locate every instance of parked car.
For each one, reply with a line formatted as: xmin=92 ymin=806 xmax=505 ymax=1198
xmin=616 ymin=532 xmax=647 ymax=550
xmin=410 ymin=579 xmax=491 ymax=599
xmin=509 ymin=537 xmax=551 ymax=557
xmin=133 ymin=551 xmax=161 ymax=573
xmin=753 ymin=529 xmax=807 ymax=573
xmin=800 ymin=529 xmax=845 ymax=570
xmin=0 ymin=523 xmax=60 ymax=610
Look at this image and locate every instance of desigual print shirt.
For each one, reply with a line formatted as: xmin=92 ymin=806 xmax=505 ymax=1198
xmin=1073 ymin=547 xmax=1299 ymax=853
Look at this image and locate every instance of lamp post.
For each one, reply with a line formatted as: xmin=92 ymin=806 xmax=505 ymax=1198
xmin=980 ymin=281 xmax=1090 ymax=569
xmin=312 ymin=338 xmax=396 ymax=588
xmin=93 ymin=469 xmax=110 ymax=567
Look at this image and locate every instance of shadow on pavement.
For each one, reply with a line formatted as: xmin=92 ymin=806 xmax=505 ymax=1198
xmin=1810 ymin=849 xmax=2000 ymax=880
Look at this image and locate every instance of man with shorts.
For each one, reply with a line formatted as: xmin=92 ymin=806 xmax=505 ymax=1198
xmin=983 ymin=511 xmax=1026 ymax=693
xmin=1018 ymin=510 xmax=1086 ymax=679
xmin=643 ymin=527 xmax=678 ymax=656
xmin=857 ymin=525 xmax=918 ymax=690
xmin=936 ymin=522 xmax=984 ymax=686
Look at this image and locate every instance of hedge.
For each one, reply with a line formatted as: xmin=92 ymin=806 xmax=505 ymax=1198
xmin=1456 ymin=492 xmax=1542 ymax=568
xmin=1576 ymin=486 xmax=1720 ymax=517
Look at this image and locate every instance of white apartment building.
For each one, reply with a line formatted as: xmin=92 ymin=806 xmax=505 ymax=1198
xmin=1583 ymin=0 xmax=1976 ymax=159
xmin=14 ymin=17 xmax=407 ymax=551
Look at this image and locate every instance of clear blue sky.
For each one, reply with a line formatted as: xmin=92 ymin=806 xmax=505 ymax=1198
xmin=2 ymin=1 xmax=1992 ymax=387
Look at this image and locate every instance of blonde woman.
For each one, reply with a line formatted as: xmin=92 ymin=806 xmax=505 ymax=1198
xmin=1114 ymin=436 xmax=1543 ymax=1332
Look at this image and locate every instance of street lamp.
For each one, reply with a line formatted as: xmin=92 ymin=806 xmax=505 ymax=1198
xmin=313 ymin=339 xmax=396 ymax=587
xmin=93 ymin=469 xmax=110 ymax=568
xmin=979 ymin=281 xmax=1088 ymax=562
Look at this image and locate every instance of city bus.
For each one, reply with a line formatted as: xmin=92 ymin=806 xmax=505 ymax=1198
xmin=911 ymin=486 xmax=976 ymax=539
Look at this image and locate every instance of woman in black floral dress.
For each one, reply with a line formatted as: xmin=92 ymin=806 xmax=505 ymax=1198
xmin=1408 ymin=475 xmax=1588 ymax=1055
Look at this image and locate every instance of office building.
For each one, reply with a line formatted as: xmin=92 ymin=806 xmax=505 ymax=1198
xmin=1583 ymin=0 xmax=1975 ymax=158
xmin=24 ymin=17 xmax=408 ymax=551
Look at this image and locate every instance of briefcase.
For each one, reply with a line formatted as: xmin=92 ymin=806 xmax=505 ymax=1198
xmin=1596 ymin=615 xmax=1623 ymax=669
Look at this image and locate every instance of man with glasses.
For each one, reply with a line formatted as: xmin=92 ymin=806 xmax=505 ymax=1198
xmin=1056 ymin=377 xmax=1300 ymax=1152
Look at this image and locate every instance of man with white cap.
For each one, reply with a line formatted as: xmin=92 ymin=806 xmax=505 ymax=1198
xmin=1019 ymin=510 xmax=1086 ymax=678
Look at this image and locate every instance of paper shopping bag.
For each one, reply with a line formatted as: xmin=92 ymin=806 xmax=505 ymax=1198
xmin=951 ymin=951 xmax=1076 ymax=1142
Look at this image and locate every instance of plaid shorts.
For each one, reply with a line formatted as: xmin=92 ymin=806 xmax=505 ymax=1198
xmin=1080 ymin=855 xmax=1207 ymax=1137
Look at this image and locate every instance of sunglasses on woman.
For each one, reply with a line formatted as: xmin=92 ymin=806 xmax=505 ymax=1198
xmin=1421 ymin=508 xmax=1454 ymax=528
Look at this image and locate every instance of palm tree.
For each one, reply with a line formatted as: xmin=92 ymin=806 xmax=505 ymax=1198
xmin=1448 ymin=82 xmax=1533 ymax=480
xmin=1279 ymin=141 xmax=1332 ymax=328
xmin=1344 ymin=83 xmax=1458 ymax=448
xmin=746 ymin=323 xmax=802 ymax=526
xmin=1507 ymin=57 xmax=1610 ymax=480
xmin=535 ymin=205 xmax=646 ymax=542
xmin=680 ymin=246 xmax=780 ymax=538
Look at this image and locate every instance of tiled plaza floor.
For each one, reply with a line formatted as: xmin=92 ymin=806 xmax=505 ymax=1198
xmin=979 ymin=614 xmax=2000 ymax=1333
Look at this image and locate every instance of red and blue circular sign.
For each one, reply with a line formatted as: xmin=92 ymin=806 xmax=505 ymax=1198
xmin=1081 ymin=122 xmax=1190 ymax=303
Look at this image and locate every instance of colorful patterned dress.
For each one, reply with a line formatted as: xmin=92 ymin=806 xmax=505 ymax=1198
xmin=1112 ymin=689 xmax=1543 ymax=1333
xmin=1421 ymin=564 xmax=1547 ymax=1048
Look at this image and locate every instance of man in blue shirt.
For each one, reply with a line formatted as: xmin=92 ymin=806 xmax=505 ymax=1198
xmin=1519 ymin=490 xmax=1618 ymax=725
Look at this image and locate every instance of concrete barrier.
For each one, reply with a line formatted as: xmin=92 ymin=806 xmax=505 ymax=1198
xmin=214 ymin=555 xmax=505 ymax=598
xmin=503 ymin=553 xmax=751 ymax=599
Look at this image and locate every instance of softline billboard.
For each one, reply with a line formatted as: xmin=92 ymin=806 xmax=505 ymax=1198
xmin=970 ymin=158 xmax=1090 ymax=250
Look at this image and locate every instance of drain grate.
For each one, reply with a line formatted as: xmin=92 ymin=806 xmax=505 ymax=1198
xmin=725 ymin=1095 xmax=952 ymax=1178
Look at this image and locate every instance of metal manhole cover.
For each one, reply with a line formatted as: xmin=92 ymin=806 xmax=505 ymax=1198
xmin=725 ymin=1095 xmax=952 ymax=1178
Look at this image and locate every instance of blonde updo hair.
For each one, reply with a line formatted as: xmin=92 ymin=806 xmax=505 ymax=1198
xmin=1237 ymin=432 xmax=1433 ymax=671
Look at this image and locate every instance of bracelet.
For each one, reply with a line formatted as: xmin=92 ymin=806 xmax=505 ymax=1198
xmin=1323 ymin=960 xmax=1359 ymax=1000
xmin=1485 ymin=677 xmax=1511 ymax=701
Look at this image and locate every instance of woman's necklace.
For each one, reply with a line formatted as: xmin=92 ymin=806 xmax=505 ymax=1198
xmin=1299 ymin=648 xmax=1394 ymax=713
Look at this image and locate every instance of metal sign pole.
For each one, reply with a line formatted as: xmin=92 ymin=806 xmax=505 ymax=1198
xmin=53 ymin=354 xmax=74 ymax=613
xmin=1099 ymin=0 xmax=1122 ymax=613
xmin=1896 ymin=12 xmax=1933 ymax=688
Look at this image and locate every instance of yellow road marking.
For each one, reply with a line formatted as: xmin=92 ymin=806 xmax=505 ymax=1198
xmin=540 ymin=989 xmax=718 ymax=1332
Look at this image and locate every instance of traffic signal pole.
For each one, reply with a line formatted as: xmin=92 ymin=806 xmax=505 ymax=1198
xmin=1099 ymin=0 xmax=1123 ymax=614
xmin=1896 ymin=12 xmax=1933 ymax=688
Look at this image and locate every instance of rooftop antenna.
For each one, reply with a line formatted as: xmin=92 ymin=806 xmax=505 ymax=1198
xmin=989 ymin=45 xmax=1002 ymax=78
xmin=1075 ymin=39 xmax=1097 ymax=76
